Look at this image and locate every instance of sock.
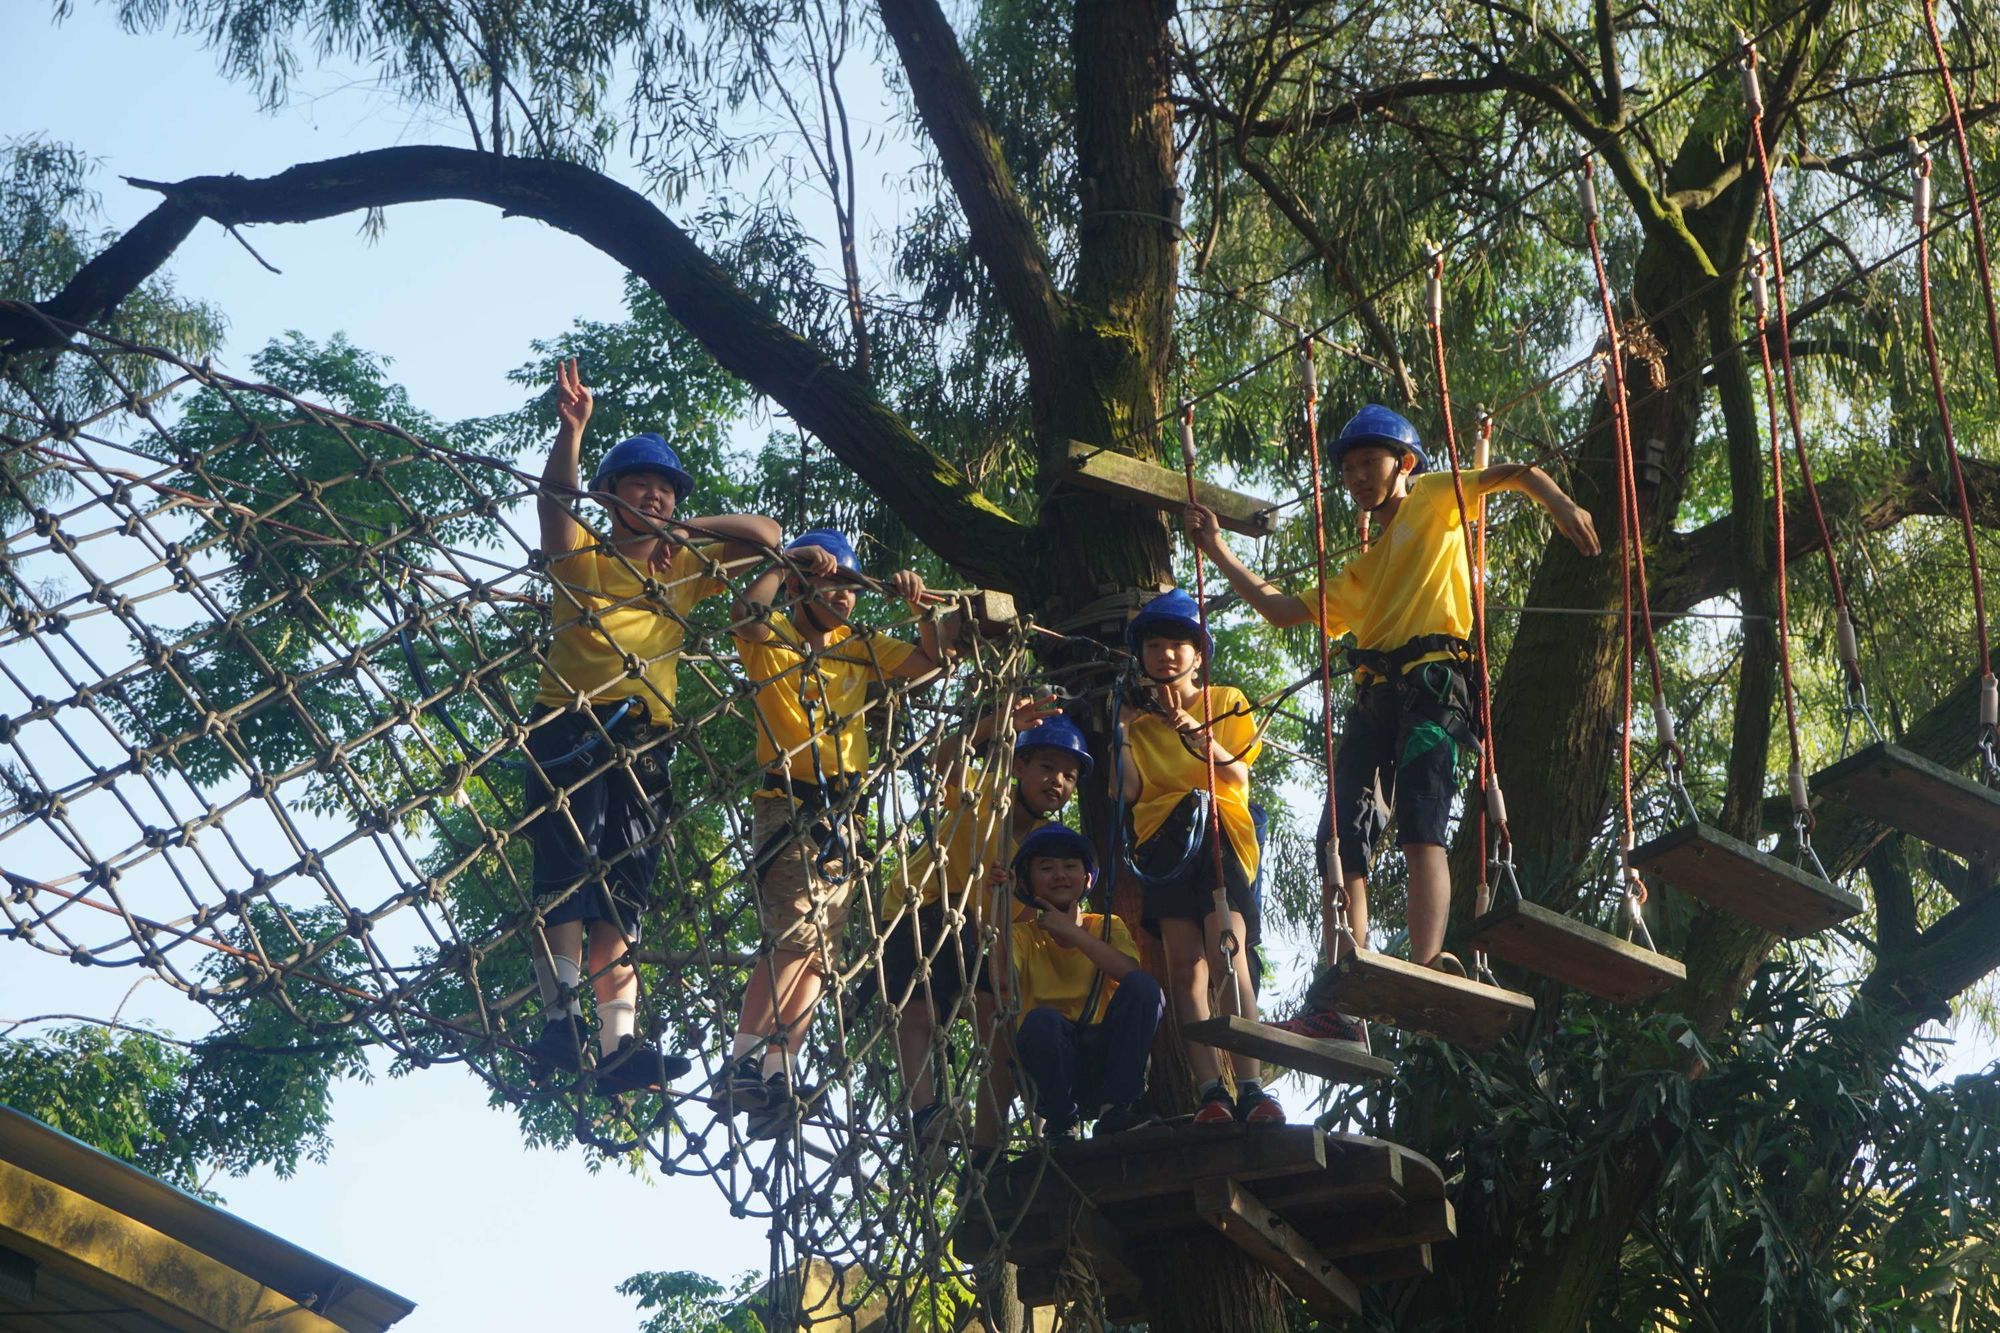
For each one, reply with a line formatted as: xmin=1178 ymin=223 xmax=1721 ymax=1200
xmin=730 ymin=1031 xmax=761 ymax=1064
xmin=1199 ymin=1077 xmax=1227 ymax=1100
xmin=531 ymin=956 xmax=561 ymax=1010
xmin=598 ymin=999 xmax=636 ymax=1056
xmin=542 ymin=957 xmax=584 ymax=1023
xmin=762 ymin=1045 xmax=793 ymax=1081
xmin=1237 ymin=1078 xmax=1263 ymax=1100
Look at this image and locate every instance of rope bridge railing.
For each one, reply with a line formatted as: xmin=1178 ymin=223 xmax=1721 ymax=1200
xmin=0 ymin=314 xmax=1077 ymax=1324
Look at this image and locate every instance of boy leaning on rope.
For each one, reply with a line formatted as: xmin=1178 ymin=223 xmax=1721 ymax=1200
xmin=1188 ymin=403 xmax=1599 ymax=1050
xmin=1118 ymin=589 xmax=1283 ymax=1127
xmin=522 ymin=360 xmax=783 ymax=1094
xmin=728 ymin=526 xmax=953 ymax=1139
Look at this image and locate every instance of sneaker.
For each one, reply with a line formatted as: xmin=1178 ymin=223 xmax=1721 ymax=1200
xmin=1270 ymin=1007 xmax=1370 ymax=1051
xmin=1041 ymin=1115 xmax=1082 ymax=1145
xmin=1235 ymin=1087 xmax=1286 ymax=1126
xmin=1428 ymin=951 xmax=1468 ymax=978
xmin=593 ymin=1037 xmax=691 ymax=1095
xmin=1094 ymin=1102 xmax=1163 ymax=1137
xmin=1191 ymin=1084 xmax=1237 ymax=1126
xmin=525 ymin=1019 xmax=585 ymax=1081
xmin=727 ymin=1057 xmax=772 ymax=1113
xmin=911 ymin=1101 xmax=957 ymax=1145
xmin=746 ymin=1075 xmax=810 ymax=1141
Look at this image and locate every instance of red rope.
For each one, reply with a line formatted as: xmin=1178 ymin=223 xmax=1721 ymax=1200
xmin=1179 ymin=403 xmax=1243 ymax=1007
xmin=1920 ymin=0 xmax=1997 ymax=698
xmin=1744 ymin=45 xmax=1814 ymax=789
xmin=1300 ymin=345 xmax=1345 ymax=953
xmin=1423 ymin=249 xmax=1505 ymax=854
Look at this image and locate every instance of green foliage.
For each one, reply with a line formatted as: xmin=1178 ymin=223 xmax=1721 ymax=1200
xmin=619 ymin=1268 xmax=765 ymax=1333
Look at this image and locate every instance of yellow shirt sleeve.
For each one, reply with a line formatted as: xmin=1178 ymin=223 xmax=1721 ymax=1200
xmin=1299 ymin=570 xmax=1360 ymax=641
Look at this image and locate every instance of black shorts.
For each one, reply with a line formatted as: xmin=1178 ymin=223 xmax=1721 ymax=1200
xmin=880 ymin=902 xmax=992 ymax=1015
xmin=1320 ymin=660 xmax=1477 ymax=880
xmin=1134 ymin=794 xmax=1261 ymax=959
xmin=522 ymin=702 xmax=676 ymax=941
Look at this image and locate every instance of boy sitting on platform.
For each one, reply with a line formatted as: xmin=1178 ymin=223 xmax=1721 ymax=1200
xmin=1006 ymin=825 xmax=1165 ymax=1140
xmin=1118 ymin=589 xmax=1283 ymax=1127
xmin=1188 ymin=403 xmax=1599 ymax=1045
xmin=524 ymin=359 xmax=781 ymax=1094
xmin=729 ymin=527 xmax=949 ymax=1138
xmin=881 ymin=704 xmax=1093 ymax=1151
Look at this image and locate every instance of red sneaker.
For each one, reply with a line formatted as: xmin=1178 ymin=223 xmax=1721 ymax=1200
xmin=1191 ymin=1085 xmax=1237 ymax=1126
xmin=1270 ymin=1008 xmax=1370 ymax=1050
xmin=1236 ymin=1088 xmax=1286 ymax=1126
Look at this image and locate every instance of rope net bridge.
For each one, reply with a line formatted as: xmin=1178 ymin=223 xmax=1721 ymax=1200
xmin=0 ymin=316 xmax=1139 ymax=1326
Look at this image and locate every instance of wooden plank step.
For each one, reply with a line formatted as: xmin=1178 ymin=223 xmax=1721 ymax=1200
xmin=1343 ymin=1243 xmax=1435 ymax=1284
xmin=1196 ymin=1177 xmax=1362 ymax=1321
xmin=981 ymin=1122 xmax=1329 ymax=1214
xmin=1182 ymin=1014 xmax=1393 ymax=1083
xmin=1629 ymin=822 xmax=1862 ymax=938
xmin=1319 ymin=948 xmax=1534 ymax=1051
xmin=1813 ymin=741 xmax=2000 ymax=863
xmin=1060 ymin=440 xmax=1281 ymax=537
xmin=1456 ymin=899 xmax=1685 ymax=1004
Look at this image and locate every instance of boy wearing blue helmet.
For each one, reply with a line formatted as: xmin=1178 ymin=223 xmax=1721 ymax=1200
xmin=522 ymin=360 xmax=785 ymax=1093
xmin=1007 ymin=824 xmax=1165 ymax=1140
xmin=1188 ymin=402 xmax=1598 ymax=1043
xmin=728 ymin=525 xmax=948 ymax=1137
xmin=1119 ymin=589 xmax=1283 ymax=1126
xmin=881 ymin=700 xmax=1090 ymax=1150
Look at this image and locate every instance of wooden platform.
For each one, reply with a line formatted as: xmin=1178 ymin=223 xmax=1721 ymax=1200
xmin=1628 ymin=822 xmax=1863 ymax=938
xmin=1182 ymin=1014 xmax=1393 ymax=1083
xmin=1456 ymin=899 xmax=1685 ymax=1004
xmin=956 ymin=1123 xmax=1452 ymax=1320
xmin=1060 ymin=440 xmax=1281 ymax=537
xmin=1812 ymin=741 xmax=2000 ymax=863
xmin=1315 ymin=949 xmax=1533 ymax=1051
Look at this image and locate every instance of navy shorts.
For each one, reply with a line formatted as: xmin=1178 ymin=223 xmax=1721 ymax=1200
xmin=522 ymin=703 xmax=676 ymax=940
xmin=1319 ymin=661 xmax=1477 ymax=880
xmin=1134 ymin=795 xmax=1262 ymax=979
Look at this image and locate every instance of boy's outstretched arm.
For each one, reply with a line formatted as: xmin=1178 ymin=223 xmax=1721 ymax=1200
xmin=886 ymin=569 xmax=954 ymax=682
xmin=730 ymin=542 xmax=839 ymax=643
xmin=1184 ymin=504 xmax=1315 ymax=628
xmin=539 ymin=359 xmax=591 ymax=556
xmin=1479 ymin=463 xmax=1601 ymax=556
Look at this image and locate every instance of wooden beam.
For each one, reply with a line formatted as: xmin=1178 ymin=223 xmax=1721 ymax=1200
xmin=1629 ymin=822 xmax=1863 ymax=938
xmin=952 ymin=588 xmax=1021 ymax=638
xmin=1456 ymin=899 xmax=1685 ymax=1003
xmin=1343 ymin=1243 xmax=1434 ymax=1284
xmin=986 ymin=1123 xmax=1329 ymax=1212
xmin=1064 ymin=1198 xmax=1142 ymax=1298
xmin=1060 ymin=440 xmax=1281 ymax=537
xmin=1813 ymin=741 xmax=2000 ymax=863
xmin=1319 ymin=949 xmax=1534 ymax=1050
xmin=1182 ymin=1014 xmax=1394 ymax=1083
xmin=1312 ymin=1199 xmax=1456 ymax=1259
xmin=1195 ymin=1177 xmax=1362 ymax=1321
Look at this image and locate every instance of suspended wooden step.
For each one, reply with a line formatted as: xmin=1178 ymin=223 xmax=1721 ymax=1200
xmin=1181 ymin=1014 xmax=1393 ymax=1083
xmin=1315 ymin=948 xmax=1533 ymax=1051
xmin=1812 ymin=741 xmax=2000 ymax=863
xmin=956 ymin=1125 xmax=1452 ymax=1322
xmin=1060 ymin=440 xmax=1281 ymax=537
xmin=1456 ymin=899 xmax=1685 ymax=1004
xmin=1628 ymin=822 xmax=1862 ymax=938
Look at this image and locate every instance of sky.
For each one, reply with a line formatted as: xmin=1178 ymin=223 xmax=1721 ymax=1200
xmin=4 ymin=5 xmax=1998 ymax=1331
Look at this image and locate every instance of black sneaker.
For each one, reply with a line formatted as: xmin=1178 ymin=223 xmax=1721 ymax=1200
xmin=1235 ymin=1086 xmax=1287 ymax=1126
xmin=911 ymin=1101 xmax=955 ymax=1145
xmin=525 ymin=1019 xmax=585 ymax=1081
xmin=746 ymin=1074 xmax=810 ymax=1141
xmin=1192 ymin=1083 xmax=1237 ymax=1126
xmin=593 ymin=1037 xmax=691 ymax=1095
xmin=1041 ymin=1115 xmax=1082 ymax=1145
xmin=727 ymin=1056 xmax=771 ymax=1113
xmin=1094 ymin=1102 xmax=1163 ymax=1137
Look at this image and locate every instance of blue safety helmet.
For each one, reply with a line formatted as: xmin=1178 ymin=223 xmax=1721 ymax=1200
xmin=1014 ymin=714 xmax=1094 ymax=778
xmin=785 ymin=527 xmax=861 ymax=573
xmin=592 ymin=433 xmax=695 ymax=501
xmin=1126 ymin=588 xmax=1213 ymax=659
xmin=1331 ymin=404 xmax=1429 ymax=474
xmin=1012 ymin=824 xmax=1098 ymax=886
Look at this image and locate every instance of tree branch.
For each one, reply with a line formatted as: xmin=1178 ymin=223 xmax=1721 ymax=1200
xmin=875 ymin=0 xmax=1065 ymax=382
xmin=2 ymin=147 xmax=1032 ymax=589
xmin=1650 ymin=457 xmax=2000 ymax=613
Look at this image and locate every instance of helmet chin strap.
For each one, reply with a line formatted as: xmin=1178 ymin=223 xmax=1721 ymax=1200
xmin=798 ymin=594 xmax=850 ymax=634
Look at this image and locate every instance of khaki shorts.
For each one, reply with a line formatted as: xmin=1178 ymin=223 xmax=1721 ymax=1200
xmin=749 ymin=792 xmax=861 ymax=957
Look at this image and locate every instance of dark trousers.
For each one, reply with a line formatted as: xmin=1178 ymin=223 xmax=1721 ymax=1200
xmin=1015 ymin=972 xmax=1164 ymax=1125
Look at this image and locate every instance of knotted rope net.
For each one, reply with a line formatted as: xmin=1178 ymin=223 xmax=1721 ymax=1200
xmin=1 ymin=310 xmax=1074 ymax=1326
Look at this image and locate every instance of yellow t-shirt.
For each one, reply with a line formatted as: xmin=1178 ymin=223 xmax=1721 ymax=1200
xmin=1302 ymin=470 xmax=1500 ymax=672
xmin=881 ymin=771 xmax=1051 ymax=921
xmin=1127 ymin=684 xmax=1263 ymax=880
xmin=1010 ymin=912 xmax=1141 ymax=1027
xmin=734 ymin=611 xmax=918 ymax=782
xmin=534 ymin=530 xmax=727 ymax=723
